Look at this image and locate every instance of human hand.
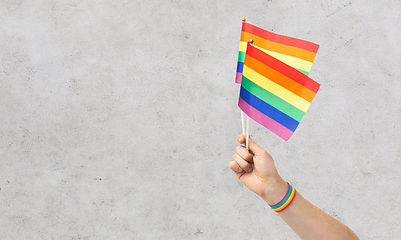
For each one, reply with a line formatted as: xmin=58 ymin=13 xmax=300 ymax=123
xmin=229 ymin=134 xmax=288 ymax=205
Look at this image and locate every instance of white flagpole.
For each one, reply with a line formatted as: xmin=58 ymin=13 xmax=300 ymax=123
xmin=244 ymin=38 xmax=254 ymax=150
xmin=238 ymin=18 xmax=250 ymax=149
xmin=239 ymin=18 xmax=246 ymax=136
xmin=246 ymin=116 xmax=249 ymax=150
xmin=240 ymin=85 xmax=245 ymax=135
xmin=241 ymin=111 xmax=245 ymax=135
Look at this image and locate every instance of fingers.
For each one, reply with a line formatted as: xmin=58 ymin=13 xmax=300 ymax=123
xmin=237 ymin=134 xmax=266 ymax=156
xmin=229 ymin=160 xmax=243 ymax=173
xmin=228 ymin=160 xmax=246 ymax=179
xmin=233 ymin=153 xmax=253 ymax=173
xmin=236 ymin=145 xmax=253 ymax=163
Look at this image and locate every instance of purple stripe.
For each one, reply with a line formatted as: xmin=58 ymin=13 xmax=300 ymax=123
xmin=240 ymin=86 xmax=299 ymax=131
xmin=236 ymin=72 xmax=242 ymax=84
xmin=238 ymin=97 xmax=294 ymax=141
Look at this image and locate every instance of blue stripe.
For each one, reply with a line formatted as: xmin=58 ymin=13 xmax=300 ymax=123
xmin=271 ymin=185 xmax=293 ymax=209
xmin=240 ymin=86 xmax=299 ymax=132
xmin=236 ymin=62 xmax=244 ymax=73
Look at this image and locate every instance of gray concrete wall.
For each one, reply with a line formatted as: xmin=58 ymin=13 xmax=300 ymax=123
xmin=1 ymin=0 xmax=400 ymax=239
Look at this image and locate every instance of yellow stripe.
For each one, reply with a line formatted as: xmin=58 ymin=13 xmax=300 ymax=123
xmin=241 ymin=31 xmax=317 ymax=62
xmin=243 ymin=66 xmax=310 ymax=112
xmin=256 ymin=46 xmax=313 ymax=73
xmin=274 ymin=189 xmax=296 ymax=212
xmin=239 ymin=41 xmax=247 ymax=52
xmin=239 ymin=41 xmax=313 ymax=73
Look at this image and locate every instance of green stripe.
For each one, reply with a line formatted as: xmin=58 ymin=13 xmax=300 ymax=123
xmin=295 ymin=68 xmax=309 ymax=76
xmin=241 ymin=76 xmax=305 ymax=122
xmin=238 ymin=51 xmax=245 ymax=63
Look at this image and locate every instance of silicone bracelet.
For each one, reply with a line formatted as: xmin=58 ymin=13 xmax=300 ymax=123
xmin=269 ymin=183 xmax=297 ymax=212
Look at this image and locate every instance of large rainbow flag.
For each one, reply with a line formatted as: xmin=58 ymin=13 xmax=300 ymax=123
xmin=236 ymin=22 xmax=319 ymax=83
xmin=238 ymin=43 xmax=320 ymax=141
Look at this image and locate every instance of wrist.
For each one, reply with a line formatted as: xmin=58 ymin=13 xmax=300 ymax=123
xmin=262 ymin=178 xmax=289 ymax=206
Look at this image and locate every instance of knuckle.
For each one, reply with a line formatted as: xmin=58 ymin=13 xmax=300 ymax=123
xmin=233 ymin=153 xmax=239 ymax=160
xmin=235 ymin=145 xmax=242 ymax=152
xmin=235 ymin=145 xmax=241 ymax=152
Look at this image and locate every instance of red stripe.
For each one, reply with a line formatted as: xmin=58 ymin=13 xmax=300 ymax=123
xmin=246 ymin=43 xmax=320 ymax=93
xmin=242 ymin=22 xmax=319 ymax=53
xmin=275 ymin=189 xmax=297 ymax=212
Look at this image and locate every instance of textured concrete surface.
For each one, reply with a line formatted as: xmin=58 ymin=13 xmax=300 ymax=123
xmin=1 ymin=0 xmax=400 ymax=239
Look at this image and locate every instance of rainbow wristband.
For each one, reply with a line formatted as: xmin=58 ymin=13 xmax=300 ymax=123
xmin=269 ymin=183 xmax=297 ymax=212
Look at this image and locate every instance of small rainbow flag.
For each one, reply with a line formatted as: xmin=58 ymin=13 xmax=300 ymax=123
xmin=238 ymin=43 xmax=320 ymax=141
xmin=236 ymin=22 xmax=319 ymax=83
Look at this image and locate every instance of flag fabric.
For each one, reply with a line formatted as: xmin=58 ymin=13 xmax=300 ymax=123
xmin=236 ymin=22 xmax=319 ymax=84
xmin=238 ymin=43 xmax=320 ymax=141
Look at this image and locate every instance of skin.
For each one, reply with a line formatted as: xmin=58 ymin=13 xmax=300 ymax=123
xmin=229 ymin=134 xmax=360 ymax=240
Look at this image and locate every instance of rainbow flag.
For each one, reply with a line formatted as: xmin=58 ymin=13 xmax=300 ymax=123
xmin=236 ymin=22 xmax=319 ymax=83
xmin=238 ymin=43 xmax=320 ymax=141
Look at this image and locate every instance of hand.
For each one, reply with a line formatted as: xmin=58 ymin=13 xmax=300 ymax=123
xmin=229 ymin=134 xmax=288 ymax=205
xmin=229 ymin=135 xmax=361 ymax=240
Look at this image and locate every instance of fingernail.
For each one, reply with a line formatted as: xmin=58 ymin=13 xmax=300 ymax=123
xmin=238 ymin=167 xmax=243 ymax=172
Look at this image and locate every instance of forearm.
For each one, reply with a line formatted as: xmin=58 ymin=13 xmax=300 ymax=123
xmin=231 ymin=135 xmax=359 ymax=239
xmin=263 ymin=183 xmax=359 ymax=240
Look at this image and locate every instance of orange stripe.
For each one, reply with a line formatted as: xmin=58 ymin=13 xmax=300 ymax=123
xmin=241 ymin=31 xmax=317 ymax=63
xmin=245 ymin=55 xmax=316 ymax=103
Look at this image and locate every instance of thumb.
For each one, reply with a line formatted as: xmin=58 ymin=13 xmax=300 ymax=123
xmin=237 ymin=134 xmax=266 ymax=155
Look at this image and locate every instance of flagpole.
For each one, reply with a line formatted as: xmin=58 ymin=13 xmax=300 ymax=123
xmin=240 ymin=18 xmax=247 ymax=136
xmin=246 ymin=115 xmax=249 ymax=150
xmin=244 ymin=39 xmax=254 ymax=150
xmin=241 ymin=89 xmax=245 ymax=135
